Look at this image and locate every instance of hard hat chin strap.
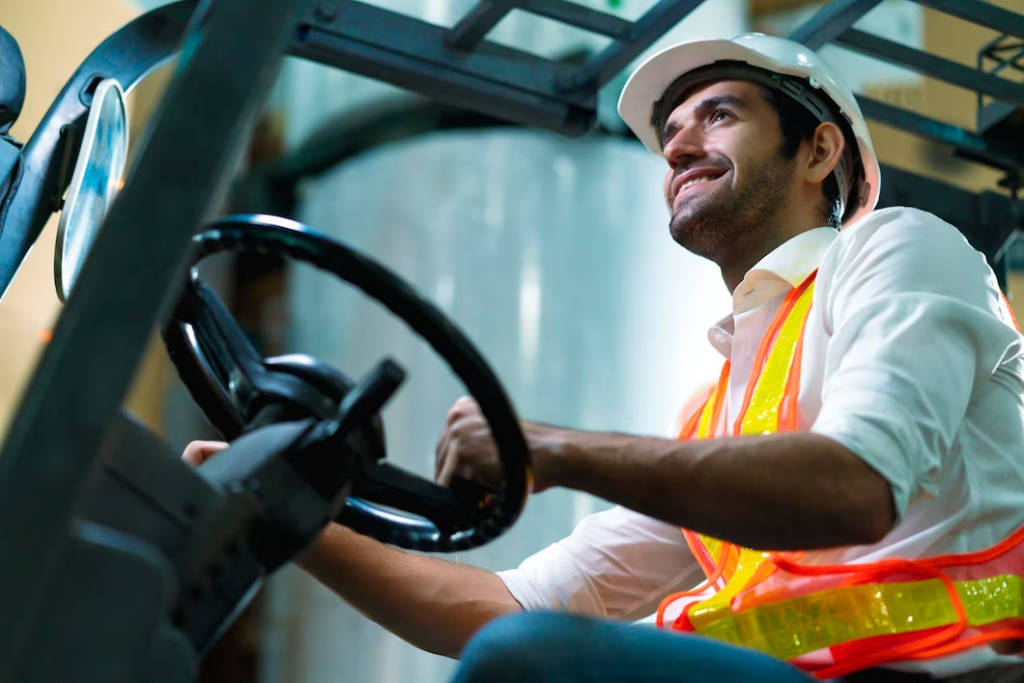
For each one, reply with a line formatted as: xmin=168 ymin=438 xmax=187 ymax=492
xmin=653 ymin=61 xmax=862 ymax=223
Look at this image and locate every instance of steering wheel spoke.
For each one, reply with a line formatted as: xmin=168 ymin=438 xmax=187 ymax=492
xmin=187 ymin=278 xmax=266 ymax=399
xmin=350 ymin=462 xmax=486 ymax=534
xmin=165 ymin=276 xmax=266 ymax=437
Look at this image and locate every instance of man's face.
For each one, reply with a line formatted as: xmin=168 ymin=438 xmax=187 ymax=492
xmin=660 ymin=79 xmax=798 ymax=262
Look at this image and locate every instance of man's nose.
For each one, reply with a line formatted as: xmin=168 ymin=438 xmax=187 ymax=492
xmin=662 ymin=126 xmax=705 ymax=168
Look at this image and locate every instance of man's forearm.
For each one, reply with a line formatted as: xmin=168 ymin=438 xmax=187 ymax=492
xmin=536 ymin=428 xmax=895 ymax=550
xmin=297 ymin=523 xmax=522 ymax=658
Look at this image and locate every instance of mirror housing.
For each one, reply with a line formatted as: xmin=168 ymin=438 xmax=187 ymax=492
xmin=54 ymin=79 xmax=129 ymax=302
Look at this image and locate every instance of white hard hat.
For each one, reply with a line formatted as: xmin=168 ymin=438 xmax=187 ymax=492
xmin=618 ymin=33 xmax=880 ymax=227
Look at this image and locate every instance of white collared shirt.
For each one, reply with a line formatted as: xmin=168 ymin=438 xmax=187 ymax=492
xmin=497 ymin=207 xmax=1024 ymax=676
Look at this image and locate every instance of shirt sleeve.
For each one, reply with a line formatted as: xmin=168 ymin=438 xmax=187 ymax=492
xmin=497 ymin=505 xmax=705 ymax=621
xmin=811 ymin=207 xmax=1024 ymax=519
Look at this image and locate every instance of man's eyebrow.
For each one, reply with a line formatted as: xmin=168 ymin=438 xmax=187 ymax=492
xmin=693 ymin=93 xmax=748 ymax=118
xmin=660 ymin=94 xmax=748 ymax=148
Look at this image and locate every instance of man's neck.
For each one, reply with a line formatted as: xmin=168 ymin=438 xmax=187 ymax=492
xmin=719 ymin=222 xmax=822 ymax=294
xmin=719 ymin=236 xmax=784 ymax=293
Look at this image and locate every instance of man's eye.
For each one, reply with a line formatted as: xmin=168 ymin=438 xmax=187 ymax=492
xmin=710 ymin=110 xmax=730 ymax=124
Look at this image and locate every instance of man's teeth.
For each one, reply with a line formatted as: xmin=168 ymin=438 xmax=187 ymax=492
xmin=680 ymin=175 xmax=716 ymax=192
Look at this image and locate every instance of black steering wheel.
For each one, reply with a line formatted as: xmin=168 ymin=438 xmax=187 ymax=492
xmin=163 ymin=214 xmax=531 ymax=552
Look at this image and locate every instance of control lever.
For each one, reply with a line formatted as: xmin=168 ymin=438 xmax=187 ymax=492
xmin=322 ymin=358 xmax=406 ymax=446
xmin=282 ymin=359 xmax=405 ymax=501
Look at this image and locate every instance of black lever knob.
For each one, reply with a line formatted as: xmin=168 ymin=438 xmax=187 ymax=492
xmin=328 ymin=358 xmax=406 ymax=441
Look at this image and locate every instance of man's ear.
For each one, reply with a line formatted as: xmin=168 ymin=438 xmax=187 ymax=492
xmin=805 ymin=121 xmax=845 ymax=184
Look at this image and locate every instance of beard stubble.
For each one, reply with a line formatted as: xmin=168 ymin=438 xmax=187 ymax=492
xmin=669 ymin=154 xmax=793 ymax=262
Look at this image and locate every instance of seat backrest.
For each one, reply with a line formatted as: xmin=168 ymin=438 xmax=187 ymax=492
xmin=0 ymin=26 xmax=26 ymax=136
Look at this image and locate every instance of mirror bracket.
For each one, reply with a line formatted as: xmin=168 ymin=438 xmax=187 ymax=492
xmin=50 ymin=121 xmax=87 ymax=213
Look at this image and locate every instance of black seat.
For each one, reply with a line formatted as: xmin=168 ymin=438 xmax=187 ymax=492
xmin=0 ymin=25 xmax=26 ymax=136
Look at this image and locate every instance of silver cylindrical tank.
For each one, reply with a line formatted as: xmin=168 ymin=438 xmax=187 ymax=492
xmin=270 ymin=129 xmax=732 ymax=683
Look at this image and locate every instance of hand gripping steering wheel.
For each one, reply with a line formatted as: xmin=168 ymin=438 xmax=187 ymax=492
xmin=163 ymin=214 xmax=530 ymax=552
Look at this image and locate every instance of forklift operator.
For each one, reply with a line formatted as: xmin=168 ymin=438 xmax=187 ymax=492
xmin=186 ymin=33 xmax=1024 ymax=682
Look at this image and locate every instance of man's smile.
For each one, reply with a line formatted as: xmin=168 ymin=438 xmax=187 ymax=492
xmin=672 ymin=168 xmax=729 ymax=207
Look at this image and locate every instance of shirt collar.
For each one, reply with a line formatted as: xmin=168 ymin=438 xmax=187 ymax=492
xmin=707 ymin=227 xmax=838 ymax=358
xmin=731 ymin=227 xmax=838 ymax=314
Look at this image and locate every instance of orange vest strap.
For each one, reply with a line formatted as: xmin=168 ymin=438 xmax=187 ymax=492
xmin=659 ymin=270 xmax=1024 ymax=679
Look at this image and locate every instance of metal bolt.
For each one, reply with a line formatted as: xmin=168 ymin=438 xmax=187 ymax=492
xmin=315 ymin=1 xmax=338 ymax=22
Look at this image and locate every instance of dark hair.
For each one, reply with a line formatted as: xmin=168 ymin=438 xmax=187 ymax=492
xmin=760 ymin=86 xmax=843 ymax=228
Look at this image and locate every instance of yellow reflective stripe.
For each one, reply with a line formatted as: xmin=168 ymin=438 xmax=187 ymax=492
xmin=696 ymin=384 xmax=719 ymax=440
xmin=694 ymin=383 xmax=724 ymax=578
xmin=959 ymin=574 xmax=1024 ymax=626
xmin=686 ymin=280 xmax=817 ymax=619
xmin=740 ymin=279 xmax=816 ymax=436
xmin=694 ymin=574 xmax=1024 ymax=661
xmin=688 ymin=547 xmax=772 ymax=629
xmin=701 ymin=536 xmax=723 ymax=566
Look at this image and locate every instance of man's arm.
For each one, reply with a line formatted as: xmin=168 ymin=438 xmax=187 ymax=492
xmin=437 ymin=404 xmax=895 ymax=552
xmin=183 ymin=441 xmax=522 ymax=659
xmin=537 ymin=428 xmax=895 ymax=551
xmin=297 ymin=524 xmax=522 ymax=658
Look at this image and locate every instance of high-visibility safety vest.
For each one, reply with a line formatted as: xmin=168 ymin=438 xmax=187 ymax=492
xmin=657 ymin=271 xmax=1024 ymax=680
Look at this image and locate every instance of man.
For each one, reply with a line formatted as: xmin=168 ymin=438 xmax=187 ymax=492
xmin=187 ymin=33 xmax=1024 ymax=681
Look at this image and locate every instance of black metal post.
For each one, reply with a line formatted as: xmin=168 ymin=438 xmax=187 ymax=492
xmin=294 ymin=1 xmax=594 ymax=135
xmin=446 ymin=0 xmax=632 ymax=51
xmin=837 ymin=29 xmax=1024 ymax=106
xmin=565 ymin=0 xmax=705 ymax=89
xmin=522 ymin=0 xmax=630 ymax=39
xmin=0 ymin=0 xmax=312 ymax=674
xmin=447 ymin=0 xmax=516 ymax=51
xmin=858 ymin=96 xmax=1024 ymax=172
xmin=995 ymin=253 xmax=1010 ymax=293
xmin=910 ymin=0 xmax=1024 ymax=41
xmin=788 ymin=0 xmax=885 ymax=50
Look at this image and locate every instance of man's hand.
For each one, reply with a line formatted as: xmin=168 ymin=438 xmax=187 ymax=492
xmin=435 ymin=396 xmax=560 ymax=494
xmin=182 ymin=440 xmax=229 ymax=466
xmin=180 ymin=428 xmax=521 ymax=658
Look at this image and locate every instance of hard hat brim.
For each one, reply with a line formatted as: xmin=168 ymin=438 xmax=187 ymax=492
xmin=618 ymin=38 xmax=809 ymax=156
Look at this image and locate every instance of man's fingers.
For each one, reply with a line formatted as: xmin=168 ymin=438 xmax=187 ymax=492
xmin=435 ymin=428 xmax=452 ymax=480
xmin=438 ymin=398 xmax=494 ymax=487
xmin=445 ymin=396 xmax=479 ymax=427
xmin=437 ymin=409 xmax=475 ymax=479
xmin=183 ymin=440 xmax=229 ymax=466
xmin=445 ymin=401 xmax=463 ymax=428
xmin=437 ymin=460 xmax=455 ymax=488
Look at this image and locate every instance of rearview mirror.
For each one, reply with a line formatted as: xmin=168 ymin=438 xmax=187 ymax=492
xmin=55 ymin=78 xmax=129 ymax=302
